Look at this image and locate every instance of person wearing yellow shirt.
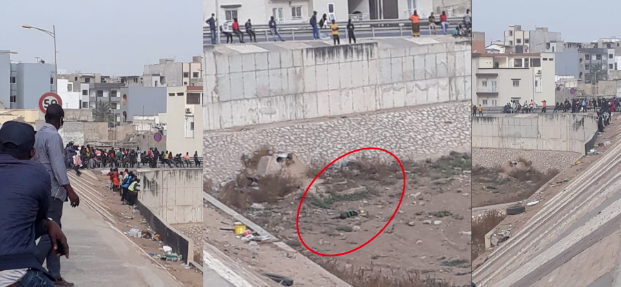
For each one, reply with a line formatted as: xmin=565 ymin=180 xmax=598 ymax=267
xmin=409 ymin=10 xmax=420 ymax=37
xmin=478 ymin=104 xmax=483 ymax=116
xmin=330 ymin=20 xmax=340 ymax=45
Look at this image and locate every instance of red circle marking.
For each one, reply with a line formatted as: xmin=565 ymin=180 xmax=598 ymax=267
xmin=154 ymin=132 xmax=163 ymax=142
xmin=296 ymin=147 xmax=406 ymax=257
xmin=39 ymin=92 xmax=62 ymax=114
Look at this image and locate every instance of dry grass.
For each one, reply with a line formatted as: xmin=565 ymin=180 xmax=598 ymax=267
xmin=472 ymin=211 xmax=507 ymax=262
xmin=310 ymin=256 xmax=463 ymax=287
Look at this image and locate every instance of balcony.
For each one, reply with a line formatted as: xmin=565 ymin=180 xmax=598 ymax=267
xmin=477 ymin=86 xmax=499 ymax=96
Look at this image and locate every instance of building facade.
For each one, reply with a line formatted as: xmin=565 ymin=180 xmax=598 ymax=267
xmin=579 ymin=47 xmax=616 ymax=84
xmin=503 ymin=25 xmax=563 ymax=53
xmin=165 ymin=86 xmax=202 ymax=156
xmin=9 ymin=63 xmax=56 ymax=109
xmin=56 ymin=79 xmax=81 ymax=109
xmin=472 ymin=52 xmax=556 ymax=107
xmin=0 ymin=51 xmax=11 ymax=109
xmin=142 ymin=57 xmax=202 ymax=88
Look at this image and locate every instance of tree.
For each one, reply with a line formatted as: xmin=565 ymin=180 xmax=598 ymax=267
xmin=92 ymin=100 xmax=114 ymax=125
xmin=586 ymin=63 xmax=608 ymax=84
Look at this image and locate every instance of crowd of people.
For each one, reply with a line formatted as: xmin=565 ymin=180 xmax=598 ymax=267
xmin=206 ymin=9 xmax=472 ymax=45
xmin=64 ymin=144 xmax=201 ymax=175
xmin=108 ymin=168 xmax=141 ymax=206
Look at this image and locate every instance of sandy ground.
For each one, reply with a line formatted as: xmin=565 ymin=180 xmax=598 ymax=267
xmin=209 ymin=152 xmax=472 ymax=286
xmin=86 ymin=172 xmax=204 ymax=287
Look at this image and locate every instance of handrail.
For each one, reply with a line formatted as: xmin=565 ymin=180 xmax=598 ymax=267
xmin=203 ymin=16 xmax=466 ymax=30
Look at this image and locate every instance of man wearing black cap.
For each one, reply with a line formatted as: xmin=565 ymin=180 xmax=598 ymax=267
xmin=0 ymin=120 xmax=69 ymax=286
xmin=33 ymin=104 xmax=78 ymax=286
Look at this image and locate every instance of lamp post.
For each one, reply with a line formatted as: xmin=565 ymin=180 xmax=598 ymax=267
xmin=22 ymin=24 xmax=57 ymax=93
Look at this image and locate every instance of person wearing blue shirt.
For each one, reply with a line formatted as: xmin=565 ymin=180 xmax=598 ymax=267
xmin=0 ymin=120 xmax=70 ymax=286
xmin=206 ymin=13 xmax=217 ymax=44
xmin=121 ymin=171 xmax=134 ymax=205
xmin=310 ymin=11 xmax=319 ymax=40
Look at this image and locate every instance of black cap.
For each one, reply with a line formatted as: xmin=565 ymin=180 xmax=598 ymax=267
xmin=0 ymin=121 xmax=36 ymax=155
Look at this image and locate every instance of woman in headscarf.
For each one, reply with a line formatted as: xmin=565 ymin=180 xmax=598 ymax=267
xmin=409 ymin=10 xmax=420 ymax=37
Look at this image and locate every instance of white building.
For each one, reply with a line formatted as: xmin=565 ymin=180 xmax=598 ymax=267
xmin=166 ymin=86 xmax=202 ymax=156
xmin=472 ymin=52 xmax=556 ymax=107
xmin=143 ymin=57 xmax=203 ymax=88
xmin=56 ymin=79 xmax=80 ymax=109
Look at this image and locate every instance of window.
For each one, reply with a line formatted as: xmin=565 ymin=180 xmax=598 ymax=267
xmin=10 ymin=77 xmax=15 ymax=84
xmin=272 ymin=8 xmax=283 ymax=20
xmin=585 ymin=64 xmax=590 ymax=70
xmin=516 ymin=39 xmax=522 ymax=44
xmin=82 ymin=90 xmax=87 ymax=95
xmin=50 ymin=77 xmax=54 ymax=84
xmin=481 ymin=80 xmax=488 ymax=87
xmin=549 ymin=58 xmax=554 ymax=61
xmin=183 ymin=72 xmax=189 ymax=78
xmin=111 ymin=103 xmax=119 ymax=110
xmin=512 ymin=80 xmax=520 ymax=87
xmin=133 ymin=78 xmax=138 ymax=83
xmin=509 ymin=40 xmax=513 ymax=45
xmin=509 ymin=31 xmax=513 ymax=36
xmin=96 ymin=90 xmax=103 ymax=97
xmin=82 ymin=102 xmax=88 ymax=108
xmin=74 ymin=77 xmax=78 ymax=81
xmin=225 ymin=9 xmax=238 ymax=21
xmin=596 ymin=54 xmax=602 ymax=60
xmin=611 ymin=64 xmax=614 ymax=69
xmin=585 ymin=54 xmax=590 ymax=60
xmin=184 ymin=82 xmax=188 ymax=85
xmin=185 ymin=116 xmax=195 ymax=138
xmin=84 ymin=77 xmax=91 ymax=83
xmin=111 ymin=90 xmax=118 ymax=97
xmin=525 ymin=39 xmax=529 ymax=44
xmin=608 ymin=43 xmax=612 ymax=48
xmin=491 ymin=100 xmax=498 ymax=106
xmin=543 ymin=58 xmax=548 ymax=61
xmin=187 ymin=93 xmax=201 ymax=105
xmin=524 ymin=58 xmax=530 ymax=68
xmin=67 ymin=84 xmax=72 ymax=92
xmin=10 ymin=96 xmax=16 ymax=103
xmin=482 ymin=99 xmax=488 ymax=106
xmin=193 ymin=72 xmax=199 ymax=78
xmin=532 ymin=58 xmax=541 ymax=67
xmin=610 ymin=54 xmax=614 ymax=59
xmin=514 ymin=58 xmax=522 ymax=67
xmin=168 ymin=93 xmax=175 ymax=97
xmin=177 ymin=92 xmax=184 ymax=96
xmin=291 ymin=6 xmax=302 ymax=19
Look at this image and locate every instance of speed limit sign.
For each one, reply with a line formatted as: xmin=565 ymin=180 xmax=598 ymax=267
xmin=39 ymin=92 xmax=63 ymax=114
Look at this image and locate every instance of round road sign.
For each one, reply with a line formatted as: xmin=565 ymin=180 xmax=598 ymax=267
xmin=154 ymin=132 xmax=163 ymax=142
xmin=570 ymin=88 xmax=576 ymax=95
xmin=39 ymin=92 xmax=62 ymax=114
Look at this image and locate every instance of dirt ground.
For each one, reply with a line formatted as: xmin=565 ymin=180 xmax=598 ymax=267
xmin=471 ymin=160 xmax=559 ymax=208
xmin=472 ymin=120 xmax=621 ymax=270
xmin=210 ymin=151 xmax=472 ymax=286
xmin=92 ymin=173 xmax=203 ymax=287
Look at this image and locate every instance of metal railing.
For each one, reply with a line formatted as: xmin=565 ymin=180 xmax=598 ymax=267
xmin=477 ymin=86 xmax=498 ymax=93
xmin=203 ymin=16 xmax=467 ymax=42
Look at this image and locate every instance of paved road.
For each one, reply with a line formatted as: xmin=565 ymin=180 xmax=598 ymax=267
xmin=203 ymin=29 xmax=458 ymax=45
xmin=472 ymin=124 xmax=621 ymax=286
xmin=58 ymin=201 xmax=181 ymax=286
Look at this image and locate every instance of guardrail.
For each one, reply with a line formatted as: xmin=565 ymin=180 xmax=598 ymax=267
xmin=203 ymin=16 xmax=467 ymax=42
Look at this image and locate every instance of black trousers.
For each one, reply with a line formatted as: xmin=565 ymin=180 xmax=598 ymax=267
xmin=348 ymin=32 xmax=356 ymax=44
xmin=333 ymin=34 xmax=340 ymax=45
xmin=246 ymin=30 xmax=256 ymax=42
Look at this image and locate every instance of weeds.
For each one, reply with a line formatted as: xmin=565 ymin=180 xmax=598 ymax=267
xmin=441 ymin=259 xmax=469 ymax=267
xmin=472 ymin=211 xmax=507 ymax=261
xmin=429 ymin=210 xmax=453 ymax=218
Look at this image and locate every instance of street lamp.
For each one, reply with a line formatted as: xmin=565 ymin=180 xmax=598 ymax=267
xmin=0 ymin=51 xmax=18 ymax=55
xmin=22 ymin=24 xmax=57 ymax=93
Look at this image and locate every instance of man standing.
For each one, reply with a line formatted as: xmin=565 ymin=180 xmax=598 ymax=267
xmin=330 ymin=19 xmax=340 ymax=45
xmin=269 ymin=16 xmax=285 ymax=42
xmin=310 ymin=11 xmax=319 ymax=40
xmin=440 ymin=11 xmax=448 ymax=35
xmin=194 ymin=151 xmax=200 ymax=167
xmin=346 ymin=19 xmax=356 ymax=44
xmin=206 ymin=13 xmax=217 ymax=44
xmin=33 ymin=104 xmax=79 ymax=287
xmin=0 ymin=121 xmax=70 ymax=286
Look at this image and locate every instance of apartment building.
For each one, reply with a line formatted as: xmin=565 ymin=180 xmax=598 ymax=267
xmin=472 ymin=51 xmax=556 ymax=107
xmin=203 ymin=0 xmax=467 ymax=25
xmin=56 ymin=79 xmax=80 ymax=109
xmin=142 ymin=56 xmax=202 ymax=88
xmin=503 ymin=25 xmax=563 ymax=53
xmin=579 ymin=47 xmax=616 ymax=83
xmin=165 ymin=86 xmax=203 ymax=156
xmin=8 ymin=62 xmax=56 ymax=109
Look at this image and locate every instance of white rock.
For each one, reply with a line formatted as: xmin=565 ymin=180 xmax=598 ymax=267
xmin=433 ymin=220 xmax=442 ymax=226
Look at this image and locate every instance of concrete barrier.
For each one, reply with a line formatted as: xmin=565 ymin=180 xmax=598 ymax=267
xmin=137 ymin=168 xmax=203 ymax=224
xmin=472 ymin=114 xmax=598 ymax=154
xmin=203 ymin=37 xmax=471 ymax=130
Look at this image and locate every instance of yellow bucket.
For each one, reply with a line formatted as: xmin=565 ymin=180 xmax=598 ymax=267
xmin=234 ymin=222 xmax=246 ymax=236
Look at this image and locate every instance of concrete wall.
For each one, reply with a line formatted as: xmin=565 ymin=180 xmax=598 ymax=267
xmin=472 ymin=114 xmax=598 ymax=154
xmin=138 ymin=169 xmax=202 ymax=224
xmin=203 ymin=37 xmax=471 ymax=130
xmin=56 ymin=121 xmax=109 ymax=146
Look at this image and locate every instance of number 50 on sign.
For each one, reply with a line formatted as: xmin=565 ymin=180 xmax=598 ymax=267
xmin=39 ymin=93 xmax=63 ymax=114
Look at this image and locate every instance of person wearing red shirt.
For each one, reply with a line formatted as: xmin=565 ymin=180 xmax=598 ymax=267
xmin=440 ymin=11 xmax=448 ymax=35
xmin=232 ymin=18 xmax=245 ymax=43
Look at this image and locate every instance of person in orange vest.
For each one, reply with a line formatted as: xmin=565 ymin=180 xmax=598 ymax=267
xmin=478 ymin=104 xmax=483 ymax=116
xmin=410 ymin=10 xmax=420 ymax=37
xmin=541 ymin=100 xmax=547 ymax=113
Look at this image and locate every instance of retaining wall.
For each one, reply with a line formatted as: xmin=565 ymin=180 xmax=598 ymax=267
xmin=138 ymin=168 xmax=203 ymax=224
xmin=203 ymin=37 xmax=471 ymax=130
xmin=472 ymin=114 xmax=598 ymax=154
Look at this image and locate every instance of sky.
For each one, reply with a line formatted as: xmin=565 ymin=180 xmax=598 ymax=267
xmin=1 ymin=0 xmax=201 ymax=75
xmin=473 ymin=0 xmax=621 ymax=44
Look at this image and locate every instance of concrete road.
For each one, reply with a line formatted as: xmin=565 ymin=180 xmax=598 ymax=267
xmin=57 ymin=203 xmax=181 ymax=287
xmin=203 ymin=29 xmax=458 ymax=45
xmin=472 ymin=130 xmax=621 ymax=286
